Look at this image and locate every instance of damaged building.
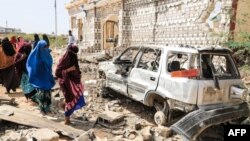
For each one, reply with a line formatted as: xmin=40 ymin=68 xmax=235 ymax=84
xmin=65 ymin=0 xmax=249 ymax=51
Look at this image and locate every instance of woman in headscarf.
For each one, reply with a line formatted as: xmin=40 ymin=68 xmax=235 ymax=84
xmin=16 ymin=36 xmax=25 ymax=51
xmin=55 ymin=45 xmax=85 ymax=125
xmin=15 ymin=43 xmax=36 ymax=101
xmin=26 ymin=40 xmax=55 ymax=114
xmin=33 ymin=34 xmax=40 ymax=49
xmin=0 ymin=37 xmax=20 ymax=94
xmin=42 ymin=34 xmax=50 ymax=47
xmin=10 ymin=36 xmax=17 ymax=49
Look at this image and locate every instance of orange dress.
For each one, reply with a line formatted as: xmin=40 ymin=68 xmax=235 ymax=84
xmin=0 ymin=45 xmax=15 ymax=69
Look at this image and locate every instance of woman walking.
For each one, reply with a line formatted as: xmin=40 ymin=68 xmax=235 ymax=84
xmin=55 ymin=45 xmax=85 ymax=124
xmin=0 ymin=37 xmax=20 ymax=94
xmin=15 ymin=43 xmax=36 ymax=101
xmin=42 ymin=34 xmax=50 ymax=47
xmin=33 ymin=34 xmax=40 ymax=49
xmin=26 ymin=40 xmax=55 ymax=114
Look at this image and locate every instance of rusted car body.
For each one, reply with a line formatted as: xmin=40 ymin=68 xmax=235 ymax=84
xmin=99 ymin=44 xmax=250 ymax=140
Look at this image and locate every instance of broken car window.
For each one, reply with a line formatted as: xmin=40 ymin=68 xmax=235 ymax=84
xmin=201 ymin=54 xmax=239 ymax=79
xmin=167 ymin=52 xmax=192 ymax=72
xmin=137 ymin=48 xmax=161 ymax=72
xmin=119 ymin=47 xmax=140 ymax=63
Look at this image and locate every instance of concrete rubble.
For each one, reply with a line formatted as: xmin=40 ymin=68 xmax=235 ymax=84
xmin=97 ymin=111 xmax=125 ymax=129
xmin=2 ymin=51 xmax=247 ymax=141
xmin=0 ymin=128 xmax=59 ymax=141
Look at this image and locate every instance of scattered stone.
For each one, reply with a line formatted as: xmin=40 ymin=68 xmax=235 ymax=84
xmin=76 ymin=129 xmax=96 ymax=141
xmin=140 ymin=126 xmax=152 ymax=141
xmin=116 ymin=107 xmax=123 ymax=112
xmin=32 ymin=128 xmax=59 ymax=141
xmin=2 ymin=131 xmax=21 ymax=141
xmin=51 ymin=96 xmax=64 ymax=109
xmin=151 ymin=126 xmax=172 ymax=138
xmin=135 ymin=121 xmax=142 ymax=130
xmin=153 ymin=136 xmax=165 ymax=141
xmin=123 ymin=130 xmax=136 ymax=140
xmin=19 ymin=137 xmax=28 ymax=141
xmin=111 ymin=129 xmax=124 ymax=135
xmin=97 ymin=111 xmax=125 ymax=129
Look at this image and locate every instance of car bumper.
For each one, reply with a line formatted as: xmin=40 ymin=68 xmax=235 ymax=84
xmin=170 ymin=102 xmax=250 ymax=140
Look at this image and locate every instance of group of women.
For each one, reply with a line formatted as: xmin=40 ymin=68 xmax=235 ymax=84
xmin=0 ymin=34 xmax=85 ymax=124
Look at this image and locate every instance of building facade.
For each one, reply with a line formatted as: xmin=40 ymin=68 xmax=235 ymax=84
xmin=0 ymin=26 xmax=22 ymax=34
xmin=65 ymin=0 xmax=238 ymax=50
xmin=65 ymin=0 xmax=122 ymax=50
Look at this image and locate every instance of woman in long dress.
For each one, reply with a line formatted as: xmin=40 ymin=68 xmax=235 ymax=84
xmin=55 ymin=45 xmax=85 ymax=124
xmin=26 ymin=40 xmax=55 ymax=114
xmin=0 ymin=37 xmax=20 ymax=94
xmin=15 ymin=43 xmax=36 ymax=101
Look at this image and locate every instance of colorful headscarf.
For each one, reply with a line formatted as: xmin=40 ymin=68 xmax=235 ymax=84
xmin=10 ymin=36 xmax=17 ymax=48
xmin=26 ymin=40 xmax=55 ymax=90
xmin=16 ymin=36 xmax=25 ymax=51
xmin=55 ymin=45 xmax=80 ymax=80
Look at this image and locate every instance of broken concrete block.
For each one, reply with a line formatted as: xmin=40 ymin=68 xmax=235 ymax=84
xmin=123 ymin=129 xmax=144 ymax=141
xmin=97 ymin=111 xmax=125 ymax=129
xmin=153 ymin=136 xmax=165 ymax=141
xmin=111 ymin=129 xmax=124 ymax=135
xmin=76 ymin=129 xmax=96 ymax=141
xmin=123 ymin=130 xmax=137 ymax=140
xmin=2 ymin=131 xmax=21 ymax=141
xmin=32 ymin=128 xmax=59 ymax=141
xmin=140 ymin=126 xmax=153 ymax=141
xmin=134 ymin=121 xmax=142 ymax=130
xmin=19 ymin=137 xmax=28 ymax=141
xmin=116 ymin=107 xmax=123 ymax=112
xmin=151 ymin=126 xmax=172 ymax=138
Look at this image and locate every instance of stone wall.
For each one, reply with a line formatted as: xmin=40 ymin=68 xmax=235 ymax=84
xmin=82 ymin=0 xmax=122 ymax=50
xmin=82 ymin=10 xmax=95 ymax=48
xmin=122 ymin=0 xmax=234 ymax=47
xmin=67 ymin=0 xmax=236 ymax=50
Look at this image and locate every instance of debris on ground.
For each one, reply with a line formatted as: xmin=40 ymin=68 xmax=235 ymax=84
xmin=97 ymin=111 xmax=125 ymax=129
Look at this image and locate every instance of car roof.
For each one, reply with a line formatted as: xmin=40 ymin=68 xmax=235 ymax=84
xmin=130 ymin=44 xmax=232 ymax=53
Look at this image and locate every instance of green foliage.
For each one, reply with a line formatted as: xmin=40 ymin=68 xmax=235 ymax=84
xmin=225 ymin=32 xmax=250 ymax=49
xmin=226 ymin=41 xmax=250 ymax=49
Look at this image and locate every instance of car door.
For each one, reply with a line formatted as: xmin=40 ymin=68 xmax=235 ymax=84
xmin=128 ymin=47 xmax=162 ymax=103
xmin=197 ymin=52 xmax=243 ymax=105
xmin=107 ymin=47 xmax=141 ymax=95
xmin=156 ymin=51 xmax=199 ymax=105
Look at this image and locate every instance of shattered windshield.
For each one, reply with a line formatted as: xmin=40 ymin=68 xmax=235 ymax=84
xmin=200 ymin=53 xmax=240 ymax=79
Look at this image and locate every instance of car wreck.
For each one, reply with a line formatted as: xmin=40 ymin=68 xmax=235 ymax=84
xmin=98 ymin=44 xmax=250 ymax=140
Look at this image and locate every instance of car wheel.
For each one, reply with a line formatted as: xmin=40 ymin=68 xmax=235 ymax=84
xmin=154 ymin=111 xmax=167 ymax=126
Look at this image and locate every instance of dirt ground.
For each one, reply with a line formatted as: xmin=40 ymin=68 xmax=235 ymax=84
xmin=0 ymin=53 xmax=182 ymax=141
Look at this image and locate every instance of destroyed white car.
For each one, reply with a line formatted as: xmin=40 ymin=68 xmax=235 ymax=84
xmin=98 ymin=44 xmax=250 ymax=140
